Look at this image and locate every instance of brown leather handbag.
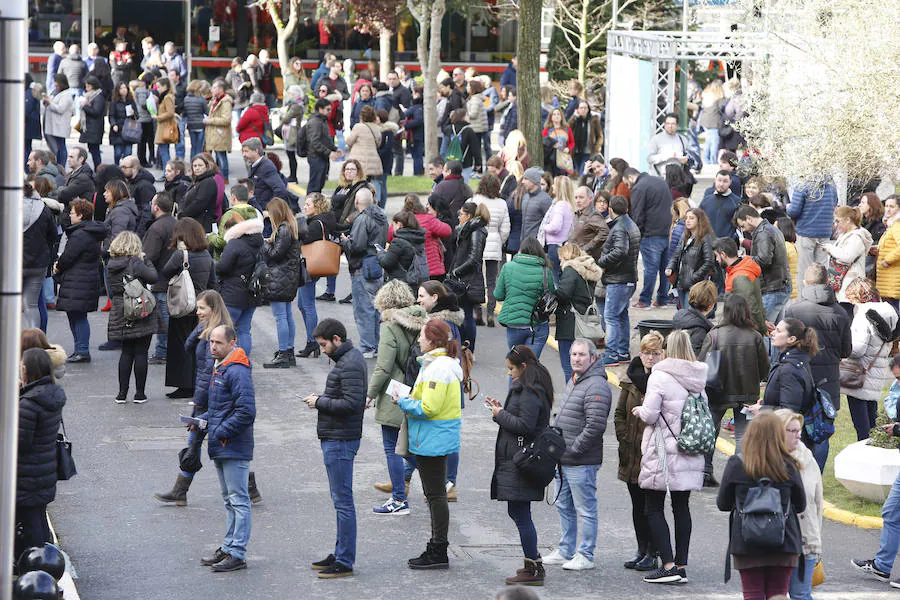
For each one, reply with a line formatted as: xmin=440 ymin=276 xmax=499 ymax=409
xmin=159 ymin=117 xmax=179 ymax=144
xmin=301 ymin=222 xmax=342 ymax=277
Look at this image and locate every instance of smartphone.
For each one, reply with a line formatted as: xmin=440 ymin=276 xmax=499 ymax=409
xmin=373 ymin=243 xmax=385 ymax=252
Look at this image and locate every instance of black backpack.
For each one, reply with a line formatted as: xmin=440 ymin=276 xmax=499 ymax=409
xmin=296 ymin=123 xmax=309 ymax=158
xmin=512 ymin=426 xmax=566 ymax=488
xmin=403 ymin=340 xmax=424 ymax=388
xmin=740 ymin=477 xmax=787 ymax=548
xmin=247 ymin=254 xmax=269 ymax=302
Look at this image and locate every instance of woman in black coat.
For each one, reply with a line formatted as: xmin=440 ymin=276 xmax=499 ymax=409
xmin=161 ymin=218 xmax=216 ymax=398
xmin=297 ymin=194 xmax=338 ymax=358
xmin=215 ymin=214 xmax=264 ymax=355
xmin=378 ymin=211 xmax=427 ymax=286
xmin=486 ymin=345 xmax=553 ymax=586
xmin=54 ymin=199 xmax=106 ymax=362
xmin=665 ymin=208 xmax=716 ymax=310
xmin=163 ymin=159 xmax=191 ymax=209
xmin=78 ymin=75 xmax=107 ymax=169
xmin=108 ymin=81 xmax=138 ymax=165
xmin=106 ymin=231 xmax=163 ymax=402
xmin=179 ymin=154 xmax=219 ymax=233
xmin=448 ymin=202 xmax=488 ymax=351
xmin=16 ymin=348 xmax=66 ymax=561
xmin=262 ymin=198 xmax=302 ymax=368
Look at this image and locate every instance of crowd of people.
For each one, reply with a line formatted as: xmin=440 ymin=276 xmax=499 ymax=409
xmin=16 ymin=33 xmax=900 ymax=600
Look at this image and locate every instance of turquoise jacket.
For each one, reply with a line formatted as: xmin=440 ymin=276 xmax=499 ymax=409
xmin=494 ymin=253 xmax=556 ymax=326
xmin=398 ymin=350 xmax=463 ymax=457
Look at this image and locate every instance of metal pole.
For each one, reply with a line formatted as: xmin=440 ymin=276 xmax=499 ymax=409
xmin=678 ymin=0 xmax=689 ymax=133
xmin=81 ymin=0 xmax=89 ymax=59
xmin=185 ymin=0 xmax=192 ymax=79
xmin=0 ymin=2 xmax=27 ymax=598
xmin=611 ymin=0 xmax=619 ymax=30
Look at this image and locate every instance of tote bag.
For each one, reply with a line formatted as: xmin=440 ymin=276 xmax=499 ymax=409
xmin=301 ymin=222 xmax=342 ymax=277
xmin=121 ymin=118 xmax=142 ymax=143
xmin=167 ymin=250 xmax=197 ymax=318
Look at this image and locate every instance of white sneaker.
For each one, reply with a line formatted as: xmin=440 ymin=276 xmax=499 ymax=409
xmin=562 ymin=552 xmax=595 ymax=571
xmin=541 ymin=549 xmax=571 ymax=566
xmin=362 ymin=351 xmax=377 ymax=359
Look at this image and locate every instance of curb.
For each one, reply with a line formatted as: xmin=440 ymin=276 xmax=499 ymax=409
xmin=714 ymin=437 xmax=883 ymax=530
xmin=47 ymin=514 xmax=81 ymax=599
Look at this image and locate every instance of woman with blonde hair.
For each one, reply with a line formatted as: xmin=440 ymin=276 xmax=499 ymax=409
xmin=633 ymin=329 xmax=707 ymax=584
xmin=826 ymin=205 xmax=873 ymax=310
xmin=554 ymin=243 xmax=601 ymax=381
xmin=296 ymin=193 xmax=338 ymax=359
xmin=774 ymin=409 xmax=823 ymax=600
xmin=877 ymin=195 xmax=900 ymax=310
xmin=106 ymin=231 xmax=162 ymax=403
xmin=540 ymin=176 xmax=576 ymax=285
xmin=841 ymin=277 xmax=899 ymax=440
xmin=717 ymin=412 xmax=806 ymax=599
xmin=616 ymin=331 xmax=665 ymax=572
xmin=500 ymin=130 xmax=530 ymax=170
xmin=262 ymin=197 xmax=301 ymax=368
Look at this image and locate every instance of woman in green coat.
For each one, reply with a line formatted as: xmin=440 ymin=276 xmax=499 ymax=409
xmin=366 ymin=279 xmax=427 ymax=515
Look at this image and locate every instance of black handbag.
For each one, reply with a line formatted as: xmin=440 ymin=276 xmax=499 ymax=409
xmin=178 ymin=432 xmax=205 ymax=475
xmin=56 ymin=419 xmax=76 ymax=481
xmin=512 ymin=426 xmax=566 ymax=488
xmin=121 ymin=118 xmax=142 ymax=143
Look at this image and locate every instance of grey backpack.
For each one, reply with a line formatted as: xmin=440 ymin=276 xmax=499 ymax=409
xmin=123 ymin=273 xmax=157 ymax=322
xmin=405 ymin=250 xmax=430 ymax=286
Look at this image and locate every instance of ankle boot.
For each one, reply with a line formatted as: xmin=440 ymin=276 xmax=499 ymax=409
xmin=474 ymin=309 xmax=485 ymax=326
xmin=263 ymin=350 xmax=295 ymax=369
xmin=408 ymin=541 xmax=449 ymax=569
xmin=296 ymin=340 xmax=321 ymax=358
xmin=153 ymin=474 xmax=193 ymax=505
xmin=487 ymin=314 xmax=495 ymax=327
xmin=248 ymin=472 xmax=262 ymax=504
xmin=505 ymin=558 xmax=544 ymax=586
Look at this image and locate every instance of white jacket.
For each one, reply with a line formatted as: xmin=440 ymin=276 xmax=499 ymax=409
xmin=466 ymin=93 xmax=488 ymax=134
xmin=839 ymin=301 xmax=898 ymax=401
xmin=826 ymin=227 xmax=873 ymax=302
xmin=794 ymin=443 xmax=823 ymax=556
xmin=43 ymin=90 xmax=73 ymax=138
xmin=474 ymin=194 xmax=510 ymax=261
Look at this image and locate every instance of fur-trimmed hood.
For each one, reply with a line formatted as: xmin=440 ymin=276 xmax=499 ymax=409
xmin=381 ymin=120 xmax=399 ymax=135
xmin=382 ymin=304 xmax=428 ymax=330
xmin=374 ymin=279 xmax=416 ymax=312
xmin=561 ymin=254 xmax=602 ymax=282
xmin=224 ymin=217 xmax=264 ymax=242
xmin=428 ymin=307 xmax=465 ymax=326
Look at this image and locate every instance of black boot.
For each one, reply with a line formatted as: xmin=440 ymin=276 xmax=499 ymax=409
xmin=474 ymin=308 xmax=485 ymax=326
xmin=154 ymin=474 xmax=193 ymax=506
xmin=248 ymin=472 xmax=262 ymax=504
xmin=339 ymin=293 xmax=353 ymax=304
xmin=634 ymin=553 xmax=659 ymax=571
xmin=263 ymin=350 xmax=295 ymax=369
xmin=296 ymin=340 xmax=321 ymax=358
xmin=408 ymin=541 xmax=449 ymax=570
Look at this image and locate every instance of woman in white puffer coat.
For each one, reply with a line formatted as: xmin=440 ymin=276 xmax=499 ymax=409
xmin=472 ymin=173 xmax=510 ymax=327
xmin=840 ymin=277 xmax=899 ymax=441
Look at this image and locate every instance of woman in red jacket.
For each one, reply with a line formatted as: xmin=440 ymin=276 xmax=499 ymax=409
xmin=236 ymin=92 xmax=270 ymax=146
xmin=388 ymin=194 xmax=453 ymax=279
xmin=542 ymin=108 xmax=575 ymax=177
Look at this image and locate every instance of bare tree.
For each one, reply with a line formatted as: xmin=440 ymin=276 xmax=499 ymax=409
xmin=247 ymin=0 xmax=299 ymax=82
xmin=321 ymin=0 xmax=405 ymax=80
xmin=408 ymin=0 xmax=446 ymax=162
xmin=518 ymin=0 xmax=543 ymax=169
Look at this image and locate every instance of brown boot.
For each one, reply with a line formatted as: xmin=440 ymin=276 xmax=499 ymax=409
xmin=505 ymin=558 xmax=544 ymax=586
xmin=374 ymin=482 xmax=393 ymax=493
xmin=446 ymin=482 xmax=457 ymax=502
xmin=153 ymin=474 xmax=193 ymax=506
xmin=248 ymin=471 xmax=262 ymax=504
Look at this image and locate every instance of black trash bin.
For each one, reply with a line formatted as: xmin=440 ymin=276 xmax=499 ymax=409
xmin=636 ymin=319 xmax=675 ymax=341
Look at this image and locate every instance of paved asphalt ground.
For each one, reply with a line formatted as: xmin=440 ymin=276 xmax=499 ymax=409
xmin=30 ymin=146 xmax=896 ymax=599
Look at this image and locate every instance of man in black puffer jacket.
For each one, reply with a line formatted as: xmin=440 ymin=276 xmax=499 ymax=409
xmin=597 ymin=196 xmax=641 ymax=365
xmin=545 ymin=340 xmax=611 ymax=569
xmin=304 ymin=319 xmax=367 ymax=579
xmin=16 ymin=357 xmax=66 ymax=560
xmin=122 ymin=156 xmax=156 ymax=235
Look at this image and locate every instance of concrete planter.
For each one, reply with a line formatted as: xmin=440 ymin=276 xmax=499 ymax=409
xmin=835 ymin=439 xmax=900 ymax=503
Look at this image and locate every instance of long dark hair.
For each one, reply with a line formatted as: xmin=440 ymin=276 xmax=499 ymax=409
xmin=781 ymin=317 xmax=819 ymax=357
xmin=507 ymin=345 xmax=554 ymax=407
xmin=721 ymin=294 xmax=754 ymax=330
xmin=22 ymin=347 xmax=52 ymax=385
xmin=609 ymin=157 xmax=629 ymax=190
xmin=519 ymin=237 xmax=548 ymax=261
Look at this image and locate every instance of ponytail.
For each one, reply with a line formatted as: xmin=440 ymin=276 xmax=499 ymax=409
xmin=782 ymin=317 xmax=819 ymax=357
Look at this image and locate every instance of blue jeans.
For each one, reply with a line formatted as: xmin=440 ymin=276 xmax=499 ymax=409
xmin=703 ymin=128 xmax=720 ymax=165
xmin=270 ymin=301 xmax=296 ymax=351
xmin=462 ymin=166 xmax=473 ymax=184
xmin=507 ymin=501 xmax=540 ymax=560
xmin=189 ymin=129 xmax=205 ymax=159
xmin=227 ymin=305 xmax=256 ymax=356
xmin=175 ymin=115 xmax=187 ymax=159
xmin=573 ymin=153 xmax=589 ymax=178
xmin=113 ymin=144 xmax=132 ymax=165
xmin=374 ymin=174 xmax=388 ymax=209
xmin=321 ymin=439 xmax=360 ymax=568
xmin=381 ymin=425 xmax=407 ymax=502
xmin=639 ymin=236 xmax=669 ymax=305
xmin=762 ymin=289 xmax=790 ymax=325
xmin=351 ymin=272 xmax=381 ymax=353
xmin=547 ymin=244 xmax=562 ymax=286
xmin=214 ymin=150 xmax=229 ymax=180
xmin=22 ymin=268 xmax=44 ymax=330
xmin=47 ymin=135 xmax=67 ymax=165
xmin=66 ymin=311 xmax=91 ymax=355
xmin=558 ymin=339 xmax=573 ymax=383
xmin=214 ymin=458 xmax=251 ymax=561
xmin=555 ymin=464 xmax=600 ymax=561
xmin=43 ymin=276 xmax=55 ymax=304
xmin=411 ymin=140 xmax=424 ymax=175
xmin=153 ymin=292 xmax=169 ymax=359
xmin=307 ymin=155 xmax=329 ymax=193
xmin=296 ymin=279 xmax=318 ymax=343
xmin=813 ymin=439 xmax=829 ymax=473
xmin=326 ymin=275 xmax=337 ymax=295
xmin=605 ymin=283 xmax=635 ymax=357
xmin=460 ymin=297 xmax=477 ymax=352
xmin=788 ymin=555 xmax=817 ymax=600
xmin=157 ymin=144 xmax=171 ymax=167
xmin=506 ymin=322 xmax=550 ymax=359
xmin=876 ymin=470 xmax=900 ymax=573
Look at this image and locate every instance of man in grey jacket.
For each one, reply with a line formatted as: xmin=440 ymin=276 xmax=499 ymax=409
xmin=543 ymin=339 xmax=611 ymax=571
xmin=735 ymin=205 xmax=791 ymax=323
xmin=520 ymin=167 xmax=552 ymax=242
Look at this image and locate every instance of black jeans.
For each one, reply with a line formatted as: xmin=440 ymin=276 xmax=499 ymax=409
xmin=644 ymin=489 xmax=692 ymax=566
xmin=15 ymin=504 xmax=51 ymax=565
xmin=119 ymin=335 xmax=152 ymax=395
xmin=848 ymin=396 xmax=878 ymax=441
xmin=285 ymin=149 xmax=298 ymax=180
xmin=627 ymin=482 xmax=653 ymax=556
xmin=507 ymin=501 xmax=540 ymax=559
xmin=418 ymin=455 xmax=449 ymax=545
xmin=459 ymin=297 xmax=477 ymax=352
xmin=88 ymin=143 xmax=102 ymax=171
xmin=484 ymin=259 xmax=501 ymax=315
xmin=138 ymin=122 xmax=155 ymax=166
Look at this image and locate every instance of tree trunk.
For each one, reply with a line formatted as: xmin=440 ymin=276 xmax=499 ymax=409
xmin=276 ymin=31 xmax=291 ymax=82
xmin=425 ymin=0 xmax=445 ymax=163
xmin=578 ymin=0 xmax=588 ymax=85
xmin=380 ymin=29 xmax=392 ymax=81
xmin=518 ymin=0 xmax=543 ymax=169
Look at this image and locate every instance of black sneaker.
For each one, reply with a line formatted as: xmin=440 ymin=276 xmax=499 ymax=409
xmin=317 ymin=562 xmax=354 ymax=578
xmin=643 ymin=565 xmax=683 ymax=584
xmin=703 ymin=473 xmax=720 ymax=488
xmin=408 ymin=542 xmax=449 ymax=570
xmin=311 ymin=554 xmax=336 ymax=571
xmin=623 ymin=551 xmax=644 ymax=569
xmin=316 ymin=292 xmax=336 ymax=302
xmin=211 ymin=555 xmax=247 ymax=572
xmin=676 ymin=567 xmax=688 ymax=583
xmin=634 ymin=553 xmax=659 ymax=571
xmin=98 ymin=341 xmax=121 ymax=351
xmin=338 ymin=294 xmax=353 ymax=304
xmin=851 ymin=558 xmax=891 ymax=582
xmin=200 ymin=547 xmax=229 ymax=566
xmin=66 ymin=353 xmax=91 ymax=363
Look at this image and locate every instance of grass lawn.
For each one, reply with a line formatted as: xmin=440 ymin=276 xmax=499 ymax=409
xmin=821 ymin=400 xmax=884 ymax=518
xmin=322 ymin=175 xmax=434 ymax=195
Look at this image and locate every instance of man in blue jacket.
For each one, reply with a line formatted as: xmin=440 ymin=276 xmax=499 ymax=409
xmin=241 ymin=138 xmax=286 ymax=210
xmin=700 ymin=170 xmax=742 ymax=240
xmin=304 ymin=318 xmax=367 ymax=579
xmin=787 ymin=176 xmax=838 ymax=294
xmin=624 ymin=168 xmax=672 ymax=308
xmin=198 ymin=325 xmax=256 ymax=572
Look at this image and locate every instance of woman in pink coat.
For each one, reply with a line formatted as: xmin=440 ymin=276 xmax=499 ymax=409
xmin=632 ymin=329 xmax=707 ymax=585
xmin=388 ymin=194 xmax=453 ymax=278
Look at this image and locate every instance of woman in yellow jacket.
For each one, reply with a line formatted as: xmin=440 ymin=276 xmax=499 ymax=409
xmin=153 ymin=77 xmax=177 ymax=168
xmin=394 ymin=318 xmax=462 ymax=570
xmin=877 ymin=195 xmax=900 ymax=310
